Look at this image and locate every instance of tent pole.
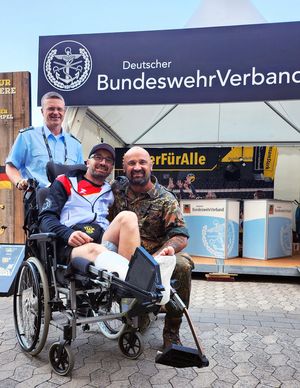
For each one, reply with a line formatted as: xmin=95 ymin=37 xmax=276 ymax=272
xmin=264 ymin=101 xmax=300 ymax=135
xmin=129 ymin=104 xmax=178 ymax=145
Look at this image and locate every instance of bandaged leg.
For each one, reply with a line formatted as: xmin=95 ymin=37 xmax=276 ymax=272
xmin=155 ymin=255 xmax=176 ymax=305
xmin=95 ymin=251 xmax=129 ymax=280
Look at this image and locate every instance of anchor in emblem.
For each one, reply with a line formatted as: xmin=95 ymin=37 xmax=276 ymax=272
xmin=52 ymin=47 xmax=84 ymax=84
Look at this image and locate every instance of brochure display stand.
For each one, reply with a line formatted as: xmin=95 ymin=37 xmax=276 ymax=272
xmin=0 ymin=244 xmax=25 ymax=296
xmin=243 ymin=200 xmax=293 ymax=259
xmin=181 ymin=199 xmax=240 ymax=259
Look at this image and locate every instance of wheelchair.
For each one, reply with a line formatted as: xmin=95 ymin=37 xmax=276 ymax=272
xmin=13 ymin=163 xmax=209 ymax=376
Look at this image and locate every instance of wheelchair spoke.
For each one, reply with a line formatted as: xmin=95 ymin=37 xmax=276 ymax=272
xmin=13 ymin=258 xmax=50 ymax=356
xmin=118 ymin=331 xmax=144 ymax=359
xmin=97 ymin=300 xmax=126 ymax=339
xmin=49 ymin=342 xmax=74 ymax=376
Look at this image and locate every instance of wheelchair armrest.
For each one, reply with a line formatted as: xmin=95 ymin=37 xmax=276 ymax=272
xmin=29 ymin=232 xmax=57 ymax=242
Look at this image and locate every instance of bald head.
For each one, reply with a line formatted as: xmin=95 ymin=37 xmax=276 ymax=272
xmin=123 ymin=146 xmax=153 ymax=190
xmin=123 ymin=146 xmax=151 ymax=163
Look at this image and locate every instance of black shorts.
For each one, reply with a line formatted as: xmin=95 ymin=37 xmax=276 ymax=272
xmin=55 ymin=223 xmax=104 ymax=264
xmin=56 ymin=241 xmax=73 ymax=265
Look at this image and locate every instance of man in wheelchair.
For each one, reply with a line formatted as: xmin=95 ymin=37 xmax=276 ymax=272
xmin=38 ymin=143 xmax=143 ymax=279
xmin=37 ymin=142 xmax=175 ymax=307
xmin=13 ymin=142 xmax=208 ymax=375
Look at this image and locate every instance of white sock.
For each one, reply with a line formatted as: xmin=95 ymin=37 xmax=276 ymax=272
xmin=95 ymin=251 xmax=129 ymax=280
xmin=154 ymin=255 xmax=176 ymax=305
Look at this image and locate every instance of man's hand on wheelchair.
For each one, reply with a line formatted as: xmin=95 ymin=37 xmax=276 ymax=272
xmin=16 ymin=178 xmax=29 ymax=191
xmin=68 ymin=230 xmax=93 ymax=247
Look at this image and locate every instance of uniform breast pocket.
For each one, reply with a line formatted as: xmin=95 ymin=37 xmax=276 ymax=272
xmin=66 ymin=142 xmax=82 ymax=164
xmin=140 ymin=205 xmax=164 ymax=237
xmin=31 ymin=149 xmax=49 ymax=166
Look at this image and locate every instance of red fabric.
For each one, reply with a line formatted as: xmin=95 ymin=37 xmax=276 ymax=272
xmin=56 ymin=175 xmax=72 ymax=195
xmin=0 ymin=172 xmax=9 ymax=181
xmin=56 ymin=175 xmax=102 ymax=196
xmin=76 ymin=179 xmax=102 ymax=195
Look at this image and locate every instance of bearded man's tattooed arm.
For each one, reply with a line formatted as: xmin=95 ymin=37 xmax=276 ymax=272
xmin=154 ymin=235 xmax=188 ymax=256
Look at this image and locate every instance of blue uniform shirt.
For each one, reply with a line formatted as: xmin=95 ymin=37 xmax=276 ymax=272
xmin=6 ymin=126 xmax=84 ymax=187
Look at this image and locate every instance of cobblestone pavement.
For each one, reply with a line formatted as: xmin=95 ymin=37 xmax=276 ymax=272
xmin=1 ymin=275 xmax=300 ymax=387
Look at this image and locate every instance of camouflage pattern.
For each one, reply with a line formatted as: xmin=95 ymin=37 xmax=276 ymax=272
xmin=111 ymin=175 xmax=194 ymax=319
xmin=111 ymin=175 xmax=189 ymax=254
xmin=165 ymin=252 xmax=194 ymax=318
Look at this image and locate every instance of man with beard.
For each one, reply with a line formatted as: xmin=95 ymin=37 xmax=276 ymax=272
xmin=38 ymin=143 xmax=140 ymax=278
xmin=110 ymin=146 xmax=193 ymax=348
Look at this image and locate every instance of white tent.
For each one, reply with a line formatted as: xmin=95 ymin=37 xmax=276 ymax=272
xmin=79 ymin=101 xmax=300 ymax=146
xmin=63 ymin=0 xmax=300 ymax=240
xmin=66 ymin=0 xmax=300 ymax=148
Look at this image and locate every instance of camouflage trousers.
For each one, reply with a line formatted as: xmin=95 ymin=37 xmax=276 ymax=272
xmin=165 ymin=252 xmax=194 ymax=319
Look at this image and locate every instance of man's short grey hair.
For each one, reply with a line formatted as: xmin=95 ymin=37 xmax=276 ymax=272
xmin=41 ymin=91 xmax=65 ymax=108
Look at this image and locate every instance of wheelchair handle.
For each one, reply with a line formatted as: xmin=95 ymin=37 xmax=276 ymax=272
xmin=27 ymin=178 xmax=39 ymax=190
xmin=23 ymin=178 xmax=39 ymax=201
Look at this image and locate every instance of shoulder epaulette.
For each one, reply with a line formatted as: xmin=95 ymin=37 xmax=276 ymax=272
xmin=19 ymin=126 xmax=34 ymax=133
xmin=70 ymin=134 xmax=81 ymax=144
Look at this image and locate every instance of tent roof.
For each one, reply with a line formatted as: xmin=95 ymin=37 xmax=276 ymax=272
xmin=88 ymin=100 xmax=300 ymax=146
xmin=68 ymin=0 xmax=300 ymax=146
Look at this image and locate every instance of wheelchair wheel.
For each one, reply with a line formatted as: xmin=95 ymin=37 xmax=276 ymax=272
xmin=13 ymin=257 xmax=50 ymax=356
xmin=118 ymin=330 xmax=144 ymax=359
xmin=96 ymin=301 xmax=126 ymax=340
xmin=49 ymin=342 xmax=74 ymax=376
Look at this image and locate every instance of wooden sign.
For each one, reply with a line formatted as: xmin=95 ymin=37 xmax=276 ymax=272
xmin=0 ymin=72 xmax=31 ymax=243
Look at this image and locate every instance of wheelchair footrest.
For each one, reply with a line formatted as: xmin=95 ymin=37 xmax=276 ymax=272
xmin=155 ymin=344 xmax=209 ymax=368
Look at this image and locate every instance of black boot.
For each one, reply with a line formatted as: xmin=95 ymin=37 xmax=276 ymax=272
xmin=163 ymin=317 xmax=182 ymax=349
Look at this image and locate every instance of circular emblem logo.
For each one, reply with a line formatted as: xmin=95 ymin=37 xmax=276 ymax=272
xmin=202 ymin=220 xmax=235 ymax=258
xmin=43 ymin=40 xmax=92 ymax=91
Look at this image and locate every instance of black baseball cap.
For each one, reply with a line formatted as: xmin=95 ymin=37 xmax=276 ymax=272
xmin=88 ymin=143 xmax=115 ymax=160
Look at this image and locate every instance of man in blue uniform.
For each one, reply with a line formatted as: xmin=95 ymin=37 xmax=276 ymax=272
xmin=5 ymin=91 xmax=83 ymax=189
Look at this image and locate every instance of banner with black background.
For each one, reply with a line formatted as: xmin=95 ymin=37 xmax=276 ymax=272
xmin=115 ymin=147 xmax=277 ymax=200
xmin=38 ymin=22 xmax=300 ymax=106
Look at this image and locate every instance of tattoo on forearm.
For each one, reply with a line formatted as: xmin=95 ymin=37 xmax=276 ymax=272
xmin=160 ymin=235 xmax=187 ymax=253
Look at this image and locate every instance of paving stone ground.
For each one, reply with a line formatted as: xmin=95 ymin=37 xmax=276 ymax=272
xmin=1 ymin=274 xmax=300 ymax=387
